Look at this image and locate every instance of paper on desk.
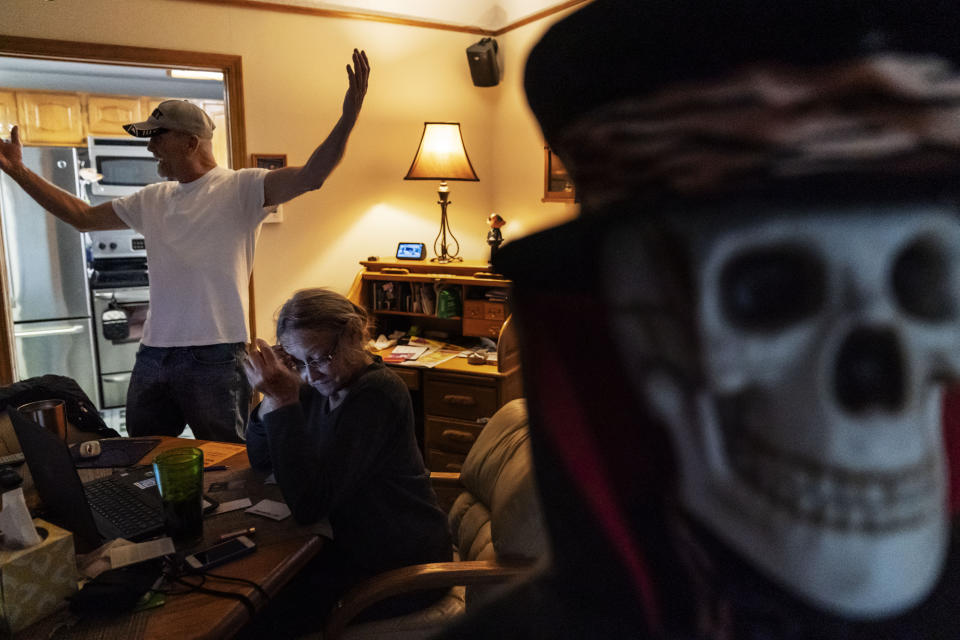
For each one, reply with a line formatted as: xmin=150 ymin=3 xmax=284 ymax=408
xmin=107 ymin=537 xmax=175 ymax=570
xmin=369 ymin=334 xmax=398 ymax=351
xmin=406 ymin=347 xmax=462 ymax=368
xmin=211 ymin=497 xmax=253 ymax=515
xmin=246 ymin=499 xmax=291 ymax=521
xmin=199 ymin=441 xmax=246 ymax=466
xmin=384 ymin=344 xmax=429 ymax=363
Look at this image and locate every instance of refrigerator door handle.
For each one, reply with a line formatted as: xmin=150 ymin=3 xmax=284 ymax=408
xmin=14 ymin=324 xmax=86 ymax=338
xmin=101 ymin=373 xmax=132 ymax=383
xmin=93 ymin=291 xmax=149 ymax=304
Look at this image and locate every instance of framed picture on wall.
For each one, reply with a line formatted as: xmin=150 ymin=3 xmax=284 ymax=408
xmin=251 ymin=154 xmax=287 ymax=223
xmin=542 ymin=146 xmax=575 ymax=203
xmin=251 ymin=153 xmax=287 ymax=170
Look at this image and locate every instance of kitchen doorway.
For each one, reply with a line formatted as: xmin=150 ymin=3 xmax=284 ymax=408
xmin=0 ymin=35 xmax=251 ymax=401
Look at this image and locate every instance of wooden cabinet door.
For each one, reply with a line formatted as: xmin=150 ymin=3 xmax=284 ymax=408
xmin=87 ymin=95 xmax=143 ymax=136
xmin=16 ymin=92 xmax=85 ymax=145
xmin=0 ymin=91 xmax=17 ymax=137
xmin=145 ymin=98 xmax=165 ymax=115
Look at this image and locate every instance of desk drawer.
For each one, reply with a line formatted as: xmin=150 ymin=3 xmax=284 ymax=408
xmin=424 ymin=378 xmax=498 ymax=421
xmin=464 ymin=300 xmax=506 ymax=320
xmin=389 ymin=366 xmax=420 ymax=391
xmin=426 ymin=448 xmax=467 ymax=473
xmin=462 ymin=318 xmax=502 ymax=339
xmin=425 ymin=416 xmax=484 ymax=455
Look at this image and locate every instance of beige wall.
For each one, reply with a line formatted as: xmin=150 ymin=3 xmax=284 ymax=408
xmin=3 ymin=0 xmax=577 ymax=340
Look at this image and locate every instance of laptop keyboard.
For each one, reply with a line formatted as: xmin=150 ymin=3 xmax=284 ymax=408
xmin=84 ymin=475 xmax=163 ymax=538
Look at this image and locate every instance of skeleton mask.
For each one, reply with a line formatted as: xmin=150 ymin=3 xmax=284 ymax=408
xmin=603 ymin=205 xmax=960 ymax=618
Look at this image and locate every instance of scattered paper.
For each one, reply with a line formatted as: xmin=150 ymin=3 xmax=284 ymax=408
xmin=212 ymin=498 xmax=253 ymax=515
xmin=78 ymin=539 xmax=130 ymax=579
xmin=107 ymin=537 xmax=175 ymax=569
xmin=199 ymin=442 xmax=247 ymax=466
xmin=402 ymin=347 xmax=462 ymax=368
xmin=246 ymin=499 xmax=292 ymax=521
xmin=386 ymin=344 xmax=429 ymax=362
xmin=370 ymin=334 xmax=398 ymax=351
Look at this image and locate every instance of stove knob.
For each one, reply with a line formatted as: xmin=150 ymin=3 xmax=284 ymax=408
xmin=109 ymin=242 xmax=117 ymax=250
xmin=98 ymin=242 xmax=106 ymax=250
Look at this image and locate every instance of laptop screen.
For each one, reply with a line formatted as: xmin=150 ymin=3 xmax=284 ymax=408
xmin=8 ymin=407 xmax=102 ymax=551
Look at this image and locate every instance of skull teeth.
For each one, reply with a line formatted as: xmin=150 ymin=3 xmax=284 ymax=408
xmin=728 ymin=431 xmax=939 ymax=532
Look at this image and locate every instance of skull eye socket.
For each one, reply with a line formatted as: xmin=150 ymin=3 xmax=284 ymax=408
xmin=892 ymin=237 xmax=955 ymax=322
xmin=720 ymin=246 xmax=825 ymax=332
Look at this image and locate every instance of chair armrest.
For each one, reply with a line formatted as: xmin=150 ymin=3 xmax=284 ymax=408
xmin=325 ymin=559 xmax=534 ymax=639
xmin=429 ymin=471 xmax=462 ymax=489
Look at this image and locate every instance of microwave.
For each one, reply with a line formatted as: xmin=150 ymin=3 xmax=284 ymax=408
xmin=87 ymin=136 xmax=164 ymax=197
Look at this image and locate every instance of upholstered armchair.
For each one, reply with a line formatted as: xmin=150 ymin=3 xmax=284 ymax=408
xmin=322 ymin=398 xmax=549 ymax=640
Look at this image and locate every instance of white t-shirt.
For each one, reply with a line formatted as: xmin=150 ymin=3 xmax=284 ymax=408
xmin=112 ymin=166 xmax=271 ymax=347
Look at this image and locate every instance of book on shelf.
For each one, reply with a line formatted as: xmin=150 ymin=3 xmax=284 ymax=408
xmin=419 ymin=283 xmax=436 ymax=315
xmin=484 ymin=288 xmax=509 ymax=302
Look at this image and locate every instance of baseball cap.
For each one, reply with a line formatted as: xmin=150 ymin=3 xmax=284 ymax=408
xmin=123 ymin=100 xmax=215 ymax=139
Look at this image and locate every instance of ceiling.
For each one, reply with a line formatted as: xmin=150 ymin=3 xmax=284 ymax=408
xmin=230 ymin=0 xmax=570 ymax=31
xmin=0 ymin=0 xmax=576 ymax=96
xmin=0 ymin=57 xmax=225 ymax=99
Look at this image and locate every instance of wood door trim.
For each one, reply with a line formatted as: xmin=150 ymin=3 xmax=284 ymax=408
xmin=164 ymin=0 xmax=593 ymax=36
xmin=0 ymin=35 xmax=251 ymax=385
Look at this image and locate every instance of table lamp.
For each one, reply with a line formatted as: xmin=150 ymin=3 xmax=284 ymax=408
xmin=404 ymin=122 xmax=479 ymax=263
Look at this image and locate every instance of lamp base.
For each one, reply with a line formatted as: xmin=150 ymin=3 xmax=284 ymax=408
xmin=431 ymin=184 xmax=463 ymax=264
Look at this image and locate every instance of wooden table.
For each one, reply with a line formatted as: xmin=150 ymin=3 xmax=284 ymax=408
xmin=18 ymin=437 xmax=327 ymax=640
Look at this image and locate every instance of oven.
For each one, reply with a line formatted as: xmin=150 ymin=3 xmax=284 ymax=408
xmin=88 ymin=229 xmax=149 ymax=409
xmin=86 ymin=136 xmax=163 ymax=197
xmin=91 ymin=287 xmax=149 ymax=407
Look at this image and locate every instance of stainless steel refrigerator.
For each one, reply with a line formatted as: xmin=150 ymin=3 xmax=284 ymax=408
xmin=0 ymin=146 xmax=100 ymax=407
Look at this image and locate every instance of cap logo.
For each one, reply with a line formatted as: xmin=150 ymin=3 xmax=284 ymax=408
xmin=151 ymin=108 xmax=164 ymax=120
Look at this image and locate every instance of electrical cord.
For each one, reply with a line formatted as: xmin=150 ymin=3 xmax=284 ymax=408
xmin=153 ymin=554 xmax=270 ymax=618
xmin=204 ymin=571 xmax=270 ymax=601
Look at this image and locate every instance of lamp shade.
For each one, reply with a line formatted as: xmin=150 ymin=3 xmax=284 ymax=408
xmin=404 ymin=122 xmax=479 ymax=182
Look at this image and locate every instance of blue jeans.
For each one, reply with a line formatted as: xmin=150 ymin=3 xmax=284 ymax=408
xmin=126 ymin=343 xmax=250 ymax=443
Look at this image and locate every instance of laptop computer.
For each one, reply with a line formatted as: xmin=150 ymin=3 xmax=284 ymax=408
xmin=8 ymin=406 xmax=164 ymax=551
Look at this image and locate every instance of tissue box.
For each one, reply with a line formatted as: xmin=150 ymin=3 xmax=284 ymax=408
xmin=0 ymin=519 xmax=76 ymax=635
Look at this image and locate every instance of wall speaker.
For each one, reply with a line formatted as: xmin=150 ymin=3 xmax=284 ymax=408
xmin=466 ymin=38 xmax=500 ymax=87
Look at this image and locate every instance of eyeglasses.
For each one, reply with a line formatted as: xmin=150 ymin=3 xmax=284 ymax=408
xmin=287 ymin=345 xmax=337 ymax=374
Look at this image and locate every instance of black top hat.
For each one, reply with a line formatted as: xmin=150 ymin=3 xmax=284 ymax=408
xmin=524 ymin=0 xmax=960 ymax=208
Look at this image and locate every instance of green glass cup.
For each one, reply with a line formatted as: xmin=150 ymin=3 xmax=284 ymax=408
xmin=152 ymin=447 xmax=204 ymax=545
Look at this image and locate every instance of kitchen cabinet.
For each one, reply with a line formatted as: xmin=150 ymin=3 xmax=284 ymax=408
xmin=16 ymin=92 xmax=85 ymax=145
xmin=86 ymin=96 xmax=144 ymax=136
xmin=0 ymin=89 xmax=226 ymax=163
xmin=0 ymin=91 xmax=16 ymax=136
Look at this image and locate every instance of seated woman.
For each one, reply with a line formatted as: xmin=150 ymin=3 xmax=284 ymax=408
xmin=242 ymin=287 xmax=452 ymax=634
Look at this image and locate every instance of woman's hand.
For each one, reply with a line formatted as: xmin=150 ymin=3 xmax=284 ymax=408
xmin=244 ymin=338 xmax=301 ymax=413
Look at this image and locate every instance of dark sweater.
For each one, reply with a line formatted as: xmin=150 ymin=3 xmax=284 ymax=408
xmin=245 ymin=358 xmax=452 ymax=575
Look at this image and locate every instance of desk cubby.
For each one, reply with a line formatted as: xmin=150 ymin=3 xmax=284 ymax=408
xmin=352 ymin=258 xmax=522 ymax=472
xmin=358 ymin=259 xmax=510 ymax=339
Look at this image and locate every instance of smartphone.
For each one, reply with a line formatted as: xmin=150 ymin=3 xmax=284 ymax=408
xmin=184 ymin=535 xmax=256 ymax=571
